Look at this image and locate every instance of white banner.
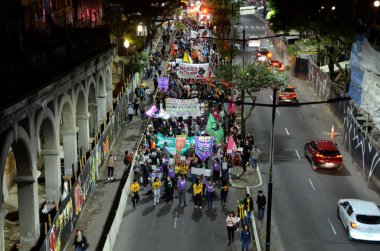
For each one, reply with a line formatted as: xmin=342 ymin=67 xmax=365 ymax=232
xmin=166 ymin=98 xmax=201 ymax=117
xmin=191 ymin=167 xmax=212 ymax=177
xmin=178 ymin=63 xmax=210 ymax=79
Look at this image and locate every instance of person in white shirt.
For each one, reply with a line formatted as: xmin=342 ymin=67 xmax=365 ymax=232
xmin=107 ymin=152 xmax=117 ymax=181
xmin=226 ymin=211 xmax=237 ymax=246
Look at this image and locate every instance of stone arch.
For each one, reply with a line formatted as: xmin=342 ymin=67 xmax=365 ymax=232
xmin=97 ymin=70 xmax=107 ymax=124
xmin=0 ymin=126 xmax=40 ymax=248
xmin=58 ymin=94 xmax=78 ymax=176
xmin=87 ymin=78 xmax=98 ymax=137
xmin=76 ymin=84 xmax=90 ymax=154
xmin=35 ymin=108 xmax=61 ymax=203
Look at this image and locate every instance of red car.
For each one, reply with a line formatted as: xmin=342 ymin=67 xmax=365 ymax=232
xmin=277 ymin=86 xmax=297 ymax=103
xmin=304 ymin=140 xmax=343 ymax=170
xmin=270 ymin=60 xmax=285 ymax=71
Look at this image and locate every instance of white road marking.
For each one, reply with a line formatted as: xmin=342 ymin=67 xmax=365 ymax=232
xmin=260 ymin=26 xmax=265 ymax=29
xmin=328 ymin=218 xmax=337 ymax=235
xmin=245 ymin=25 xmax=250 ymax=29
xmin=250 ymin=26 xmax=255 ymax=28
xmin=276 ymin=110 xmax=280 ymax=116
xmin=285 ymin=127 xmax=290 ymax=135
xmin=269 ymin=94 xmax=273 ymax=100
xmin=256 ymin=25 xmax=260 ymax=29
xmin=295 ymin=150 xmax=301 ymax=159
xmin=174 ymin=212 xmax=178 ymax=229
xmin=234 ymin=25 xmax=237 ymax=27
xmin=308 ymin=178 xmax=316 ymax=191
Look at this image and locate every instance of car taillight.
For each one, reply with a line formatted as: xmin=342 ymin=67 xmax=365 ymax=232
xmin=257 ymin=53 xmax=261 ymax=56
xmin=351 ymin=222 xmax=358 ymax=229
xmin=336 ymin=154 xmax=342 ymax=158
xmin=279 ymin=65 xmax=285 ymax=71
xmin=316 ymin=153 xmax=323 ymax=158
xmin=267 ymin=52 xmax=272 ymax=58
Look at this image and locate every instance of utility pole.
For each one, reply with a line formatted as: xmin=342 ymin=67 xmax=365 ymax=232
xmin=265 ymin=87 xmax=277 ymax=251
xmin=241 ymin=29 xmax=246 ymax=144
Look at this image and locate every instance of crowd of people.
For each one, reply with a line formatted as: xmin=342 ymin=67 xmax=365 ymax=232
xmin=125 ymin=13 xmax=267 ymax=250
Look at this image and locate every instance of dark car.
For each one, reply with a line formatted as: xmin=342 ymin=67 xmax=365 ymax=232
xmin=304 ymin=140 xmax=343 ymax=170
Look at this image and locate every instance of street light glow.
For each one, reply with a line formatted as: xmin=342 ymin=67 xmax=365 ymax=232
xmin=137 ymin=24 xmax=143 ymax=33
xmin=375 ymin=1 xmax=380 ymax=7
xmin=123 ymin=39 xmax=130 ymax=49
xmin=331 ymin=6 xmax=336 ymax=11
xmin=321 ymin=6 xmax=324 ymax=9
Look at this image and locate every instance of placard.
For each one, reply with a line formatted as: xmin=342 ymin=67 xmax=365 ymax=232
xmin=191 ymin=167 xmax=212 ymax=177
xmin=166 ymin=98 xmax=201 ymax=117
xmin=177 ymin=63 xmax=210 ymax=79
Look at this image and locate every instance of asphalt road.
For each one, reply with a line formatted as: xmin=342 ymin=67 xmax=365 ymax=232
xmin=113 ymin=184 xmax=247 ymax=251
xmin=239 ymin=12 xmax=380 ymax=251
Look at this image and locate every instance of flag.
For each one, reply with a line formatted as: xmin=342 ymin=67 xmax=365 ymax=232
xmin=176 ymin=134 xmax=187 ymax=151
xmin=183 ymin=51 xmax=193 ymax=64
xmin=205 ymin=114 xmax=224 ymax=144
xmin=145 ymin=105 xmax=158 ymax=118
xmin=195 ymin=136 xmax=214 ymax=161
xmin=227 ymin=136 xmax=238 ymax=153
xmin=170 ymin=41 xmax=175 ymax=56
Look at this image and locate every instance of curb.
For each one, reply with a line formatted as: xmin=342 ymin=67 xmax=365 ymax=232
xmin=229 ymin=163 xmax=263 ymax=189
xmin=246 ymin=187 xmax=262 ymax=251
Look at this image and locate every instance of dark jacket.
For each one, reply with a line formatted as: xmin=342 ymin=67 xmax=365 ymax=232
xmin=243 ymin=197 xmax=254 ymax=212
xmin=256 ymin=194 xmax=267 ymax=208
xmin=240 ymin=229 xmax=251 ymax=242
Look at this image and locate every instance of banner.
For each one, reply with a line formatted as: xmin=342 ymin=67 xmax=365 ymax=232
xmin=145 ymin=105 xmax=158 ymax=118
xmin=195 ymin=136 xmax=214 ymax=161
xmin=176 ymin=134 xmax=187 ymax=151
xmin=154 ymin=108 xmax=170 ymax=119
xmin=158 ymin=77 xmax=169 ymax=92
xmin=154 ymin=134 xmax=195 ymax=155
xmin=206 ymin=114 xmax=224 ymax=144
xmin=166 ymin=98 xmax=201 ymax=117
xmin=191 ymin=167 xmax=212 ymax=177
xmin=178 ymin=63 xmax=210 ymax=79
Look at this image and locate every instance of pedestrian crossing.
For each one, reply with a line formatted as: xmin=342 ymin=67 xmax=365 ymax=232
xmin=234 ymin=25 xmax=266 ymax=30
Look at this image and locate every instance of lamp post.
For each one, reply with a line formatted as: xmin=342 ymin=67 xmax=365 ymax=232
xmin=123 ymin=39 xmax=130 ymax=81
xmin=375 ymin=1 xmax=380 ymax=24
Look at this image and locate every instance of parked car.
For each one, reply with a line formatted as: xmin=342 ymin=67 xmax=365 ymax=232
xmin=337 ymin=199 xmax=380 ymax=241
xmin=304 ymin=140 xmax=343 ymax=170
xmin=277 ymin=86 xmax=297 ymax=103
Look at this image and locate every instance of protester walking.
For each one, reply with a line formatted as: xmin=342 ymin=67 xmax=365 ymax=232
xmin=139 ymin=98 xmax=146 ymax=119
xmin=226 ymin=211 xmax=237 ymax=246
xmin=240 ymin=224 xmax=251 ymax=251
xmin=256 ymin=190 xmax=267 ymax=221
xmin=127 ymin=103 xmax=134 ymax=123
xmin=164 ymin=176 xmax=174 ymax=204
xmin=107 ymin=152 xmax=116 ymax=181
xmin=205 ymin=179 xmax=215 ymax=209
xmin=152 ymin=177 xmax=162 ymax=206
xmin=243 ymin=194 xmax=254 ymax=224
xmin=237 ymin=199 xmax=246 ymax=230
xmin=177 ymin=174 xmax=187 ymax=206
xmin=130 ymin=179 xmax=140 ymax=208
xmin=193 ymin=178 xmax=203 ymax=209
xmin=73 ymin=229 xmax=89 ymax=251
xmin=220 ymin=179 xmax=229 ymax=208
xmin=250 ymin=145 xmax=261 ymax=171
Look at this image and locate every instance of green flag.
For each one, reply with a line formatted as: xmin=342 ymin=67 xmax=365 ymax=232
xmin=206 ymin=114 xmax=224 ymax=144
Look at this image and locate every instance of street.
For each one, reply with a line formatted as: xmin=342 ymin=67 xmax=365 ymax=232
xmin=239 ymin=12 xmax=380 ymax=251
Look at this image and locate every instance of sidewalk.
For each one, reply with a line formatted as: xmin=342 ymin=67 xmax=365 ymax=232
xmin=229 ymin=163 xmax=263 ymax=189
xmin=65 ymin=36 xmax=166 ymax=250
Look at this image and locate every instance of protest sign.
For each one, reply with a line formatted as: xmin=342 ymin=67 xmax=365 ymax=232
xmin=195 ymin=136 xmax=214 ymax=161
xmin=191 ymin=167 xmax=212 ymax=177
xmin=158 ymin=77 xmax=169 ymax=92
xmin=165 ymin=98 xmax=201 ymax=117
xmin=145 ymin=105 xmax=158 ymax=118
xmin=178 ymin=63 xmax=209 ymax=79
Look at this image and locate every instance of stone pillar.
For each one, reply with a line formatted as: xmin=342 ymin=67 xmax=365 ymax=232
xmin=77 ymin=113 xmax=90 ymax=154
xmin=14 ymin=171 xmax=41 ymax=250
xmin=88 ymin=103 xmax=98 ymax=137
xmin=41 ymin=149 xmax=61 ymax=202
xmin=0 ymin=207 xmax=7 ymax=251
xmin=106 ymin=87 xmax=113 ymax=112
xmin=97 ymin=95 xmax=107 ymax=124
xmin=61 ymin=128 xmax=78 ymax=176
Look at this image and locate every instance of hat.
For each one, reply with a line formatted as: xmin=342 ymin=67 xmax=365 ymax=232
xmin=258 ymin=190 xmax=263 ymax=193
xmin=246 ymin=193 xmax=250 ymax=197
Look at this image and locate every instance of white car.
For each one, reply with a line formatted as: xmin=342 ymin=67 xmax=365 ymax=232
xmin=337 ymin=199 xmax=380 ymax=241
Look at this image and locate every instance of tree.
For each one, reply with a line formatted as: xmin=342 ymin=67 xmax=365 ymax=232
xmin=267 ymin=0 xmax=375 ymax=88
xmin=214 ymin=62 xmax=287 ymax=122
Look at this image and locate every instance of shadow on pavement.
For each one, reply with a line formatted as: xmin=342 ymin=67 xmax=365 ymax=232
xmin=191 ymin=208 xmax=202 ymax=222
xmin=156 ymin=203 xmax=172 ymax=217
xmin=205 ymin=208 xmax=218 ymax=221
xmin=142 ymin=205 xmax=156 ymax=216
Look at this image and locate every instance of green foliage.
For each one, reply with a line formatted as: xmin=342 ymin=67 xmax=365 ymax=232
xmin=125 ymin=51 xmax=148 ymax=74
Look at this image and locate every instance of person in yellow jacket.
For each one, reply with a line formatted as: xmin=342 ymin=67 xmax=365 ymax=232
xmin=237 ymin=199 xmax=245 ymax=230
xmin=193 ymin=178 xmax=203 ymax=209
xmin=130 ymin=179 xmax=140 ymax=208
xmin=152 ymin=177 xmax=162 ymax=206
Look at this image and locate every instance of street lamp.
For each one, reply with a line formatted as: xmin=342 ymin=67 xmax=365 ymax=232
xmin=123 ymin=39 xmax=130 ymax=49
xmin=331 ymin=6 xmax=336 ymax=11
xmin=137 ymin=24 xmax=143 ymax=36
xmin=375 ymin=1 xmax=380 ymax=24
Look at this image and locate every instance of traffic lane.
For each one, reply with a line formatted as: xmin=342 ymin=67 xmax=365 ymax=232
xmin=240 ymin=13 xmax=266 ymax=28
xmin=113 ymin=186 xmax=247 ymax=251
xmin=249 ymin=89 xmax=380 ymax=250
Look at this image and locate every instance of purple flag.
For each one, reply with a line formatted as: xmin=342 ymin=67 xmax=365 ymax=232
xmin=145 ymin=105 xmax=158 ymax=118
xmin=195 ymin=136 xmax=214 ymax=162
xmin=158 ymin=77 xmax=169 ymax=92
